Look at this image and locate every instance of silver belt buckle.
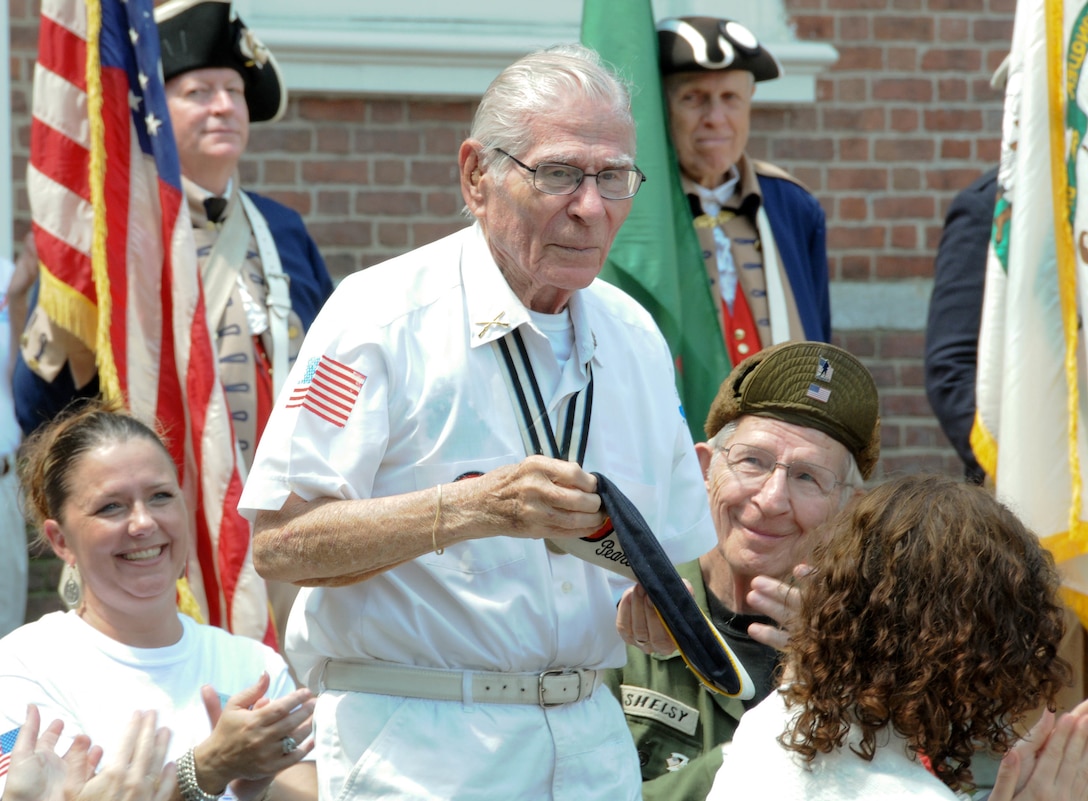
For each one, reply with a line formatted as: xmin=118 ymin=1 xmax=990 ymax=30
xmin=538 ymin=668 xmax=572 ymax=707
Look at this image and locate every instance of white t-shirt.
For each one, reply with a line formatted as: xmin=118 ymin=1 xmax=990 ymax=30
xmin=0 ymin=611 xmax=296 ymax=795
xmin=708 ymin=690 xmax=958 ymax=800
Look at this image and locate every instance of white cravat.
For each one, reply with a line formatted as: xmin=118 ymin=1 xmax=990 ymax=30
xmin=692 ymin=169 xmax=741 ymax=309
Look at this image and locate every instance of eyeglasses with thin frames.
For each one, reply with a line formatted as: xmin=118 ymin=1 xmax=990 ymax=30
xmin=718 ymin=443 xmax=844 ymax=500
xmin=494 ymin=149 xmax=646 ymax=200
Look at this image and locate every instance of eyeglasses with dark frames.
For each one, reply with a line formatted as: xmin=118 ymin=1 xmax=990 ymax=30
xmin=494 ymin=149 xmax=646 ymax=200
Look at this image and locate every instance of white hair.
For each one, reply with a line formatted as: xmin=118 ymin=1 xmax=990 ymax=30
xmin=469 ymin=44 xmax=635 ymax=178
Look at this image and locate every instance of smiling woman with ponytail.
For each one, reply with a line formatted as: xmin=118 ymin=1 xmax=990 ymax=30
xmin=0 ymin=400 xmax=318 ymax=801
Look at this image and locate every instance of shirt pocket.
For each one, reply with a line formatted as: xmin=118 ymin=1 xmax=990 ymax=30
xmin=412 ymin=455 xmax=530 ymax=574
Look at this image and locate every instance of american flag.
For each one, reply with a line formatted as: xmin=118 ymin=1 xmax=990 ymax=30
xmin=287 ymin=355 xmax=366 ymax=428
xmin=28 ymin=0 xmax=274 ymax=646
xmin=0 ymin=726 xmax=18 ymax=777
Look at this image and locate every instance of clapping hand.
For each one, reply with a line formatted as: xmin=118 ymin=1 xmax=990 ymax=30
xmin=196 ymin=672 xmax=315 ymax=800
xmin=1 ymin=705 xmax=174 ymax=801
xmin=990 ymin=699 xmax=1088 ymax=800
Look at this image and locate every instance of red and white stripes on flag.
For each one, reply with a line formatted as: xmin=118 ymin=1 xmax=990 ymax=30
xmin=0 ymin=726 xmax=17 ymax=777
xmin=28 ymin=0 xmax=274 ymax=646
xmin=287 ymin=355 xmax=366 ymax=428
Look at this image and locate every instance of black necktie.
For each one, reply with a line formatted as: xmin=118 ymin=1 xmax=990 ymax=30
xmin=203 ymin=196 xmax=228 ymax=223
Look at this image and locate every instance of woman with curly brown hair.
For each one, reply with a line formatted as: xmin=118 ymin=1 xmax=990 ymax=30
xmin=707 ymin=473 xmax=1088 ymax=800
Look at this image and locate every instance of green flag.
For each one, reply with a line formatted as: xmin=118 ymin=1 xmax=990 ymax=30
xmin=581 ymin=0 xmax=731 ymax=442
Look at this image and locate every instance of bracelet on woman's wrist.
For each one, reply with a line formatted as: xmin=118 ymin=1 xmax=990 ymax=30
xmin=177 ymin=747 xmax=224 ymax=801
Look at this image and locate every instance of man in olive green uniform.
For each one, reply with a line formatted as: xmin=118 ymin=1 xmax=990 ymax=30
xmin=605 ymin=341 xmax=881 ymax=800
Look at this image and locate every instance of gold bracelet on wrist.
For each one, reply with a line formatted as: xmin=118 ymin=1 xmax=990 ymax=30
xmin=431 ymin=483 xmax=444 ymax=555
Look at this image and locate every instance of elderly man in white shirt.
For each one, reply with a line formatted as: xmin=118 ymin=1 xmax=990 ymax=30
xmin=239 ymin=44 xmax=716 ymax=801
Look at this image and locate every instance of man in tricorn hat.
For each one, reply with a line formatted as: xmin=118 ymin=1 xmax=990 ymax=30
xmin=656 ymin=17 xmax=831 ymax=369
xmin=14 ymin=0 xmax=333 ymax=641
xmin=606 ymin=341 xmax=880 ymax=800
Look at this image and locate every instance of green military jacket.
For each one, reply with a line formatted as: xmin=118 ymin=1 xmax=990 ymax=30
xmin=604 ymin=560 xmax=750 ymax=801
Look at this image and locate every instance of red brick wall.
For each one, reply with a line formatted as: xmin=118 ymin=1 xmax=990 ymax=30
xmin=786 ymin=0 xmax=1011 ymax=282
xmin=780 ymin=0 xmax=1013 ymax=481
xmin=8 ymin=0 xmax=1012 ymax=616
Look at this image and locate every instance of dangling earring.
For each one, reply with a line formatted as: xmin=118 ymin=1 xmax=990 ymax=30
xmin=59 ymin=562 xmax=82 ymax=609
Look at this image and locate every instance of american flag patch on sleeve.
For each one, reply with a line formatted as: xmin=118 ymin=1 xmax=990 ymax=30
xmin=286 ymin=355 xmax=367 ymax=428
xmin=0 ymin=726 xmax=19 ymax=777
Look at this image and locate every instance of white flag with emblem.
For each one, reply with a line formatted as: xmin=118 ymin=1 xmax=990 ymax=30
xmin=973 ymin=0 xmax=1088 ymax=626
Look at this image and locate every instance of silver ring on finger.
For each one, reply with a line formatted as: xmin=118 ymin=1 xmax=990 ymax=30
xmin=281 ymin=736 xmax=299 ymax=755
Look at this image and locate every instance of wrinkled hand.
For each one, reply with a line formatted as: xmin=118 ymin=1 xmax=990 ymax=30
xmin=617 ymin=582 xmax=685 ymax=656
xmin=461 ymin=455 xmax=605 ymax=541
xmin=194 ymin=672 xmax=315 ymax=795
xmin=991 ymin=701 xmax=1088 ymax=800
xmin=745 ymin=564 xmax=813 ymax=651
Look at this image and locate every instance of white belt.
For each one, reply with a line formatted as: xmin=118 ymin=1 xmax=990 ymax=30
xmin=320 ymin=659 xmax=601 ymax=707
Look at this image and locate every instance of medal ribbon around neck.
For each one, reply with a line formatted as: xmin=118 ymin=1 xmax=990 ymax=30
xmin=493 ymin=327 xmax=593 ymax=466
xmin=491 ymin=328 xmax=752 ymax=698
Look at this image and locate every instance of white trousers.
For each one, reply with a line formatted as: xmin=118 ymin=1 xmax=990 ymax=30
xmin=315 ymin=684 xmax=641 ymax=800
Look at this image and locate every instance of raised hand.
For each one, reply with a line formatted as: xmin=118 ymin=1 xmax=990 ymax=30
xmin=1 ymin=706 xmax=174 ymax=801
xmin=616 ymin=581 xmax=686 ymax=656
xmin=193 ymin=672 xmax=315 ymax=796
xmin=991 ymin=701 xmax=1088 ymax=801
xmin=745 ymin=564 xmax=814 ymax=651
xmin=73 ymin=710 xmax=175 ymax=801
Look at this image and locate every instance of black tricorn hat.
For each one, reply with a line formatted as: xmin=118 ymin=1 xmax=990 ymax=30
xmin=155 ymin=0 xmax=287 ymax=123
xmin=657 ymin=17 xmax=781 ymax=82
